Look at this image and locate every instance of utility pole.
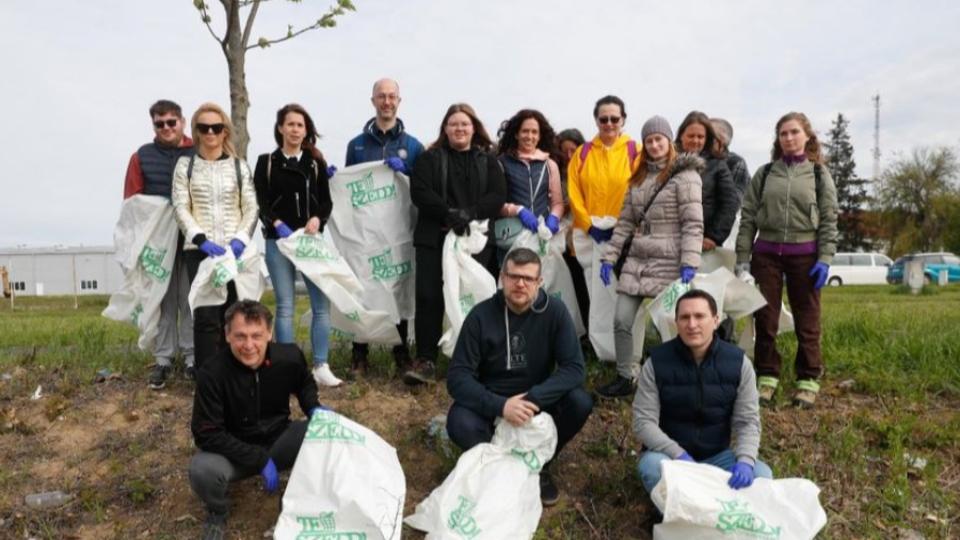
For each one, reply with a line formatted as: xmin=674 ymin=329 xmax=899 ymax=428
xmin=872 ymin=94 xmax=881 ymax=181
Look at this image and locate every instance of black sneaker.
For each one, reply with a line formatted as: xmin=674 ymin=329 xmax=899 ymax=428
xmin=392 ymin=344 xmax=412 ymax=373
xmin=350 ymin=347 xmax=369 ymax=378
xmin=402 ymin=358 xmax=436 ymax=386
xmin=201 ymin=513 xmax=227 ymax=540
xmin=539 ymin=468 xmax=560 ymax=506
xmin=148 ymin=364 xmax=170 ymax=390
xmin=596 ymin=375 xmax=636 ymax=399
xmin=184 ymin=365 xmax=196 ymax=382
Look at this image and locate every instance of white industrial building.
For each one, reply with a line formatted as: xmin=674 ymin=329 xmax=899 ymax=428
xmin=0 ymin=246 xmax=124 ymax=296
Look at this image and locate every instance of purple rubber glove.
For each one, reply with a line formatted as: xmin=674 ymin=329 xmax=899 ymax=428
xmin=261 ymin=458 xmax=279 ymax=493
xmin=600 ymin=262 xmax=613 ymax=287
xmin=680 ymin=266 xmax=696 ymax=284
xmin=588 ymin=226 xmax=612 ymax=244
xmin=384 ymin=157 xmax=406 ymax=173
xmin=274 ymin=222 xmax=293 ymax=239
xmin=229 ymin=239 xmax=245 ymax=259
xmin=199 ymin=240 xmax=226 ymax=258
xmin=728 ymin=462 xmax=755 ymax=489
xmin=809 ymin=261 xmax=829 ymax=290
xmin=676 ymin=451 xmax=695 ymax=462
xmin=325 ymin=164 xmax=338 ymax=177
xmin=545 ymin=214 xmax=560 ymax=235
xmin=518 ymin=208 xmax=538 ymax=232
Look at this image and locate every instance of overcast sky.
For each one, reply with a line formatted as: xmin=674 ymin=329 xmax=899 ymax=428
xmin=2 ymin=0 xmax=958 ymax=247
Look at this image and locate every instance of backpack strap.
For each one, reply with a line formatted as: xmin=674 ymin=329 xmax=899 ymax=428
xmin=186 ymin=154 xmax=195 ymax=181
xmin=627 ymin=140 xmax=638 ymax=166
xmin=577 ymin=142 xmax=593 ymax=174
xmin=758 ymin=162 xmax=774 ymax=199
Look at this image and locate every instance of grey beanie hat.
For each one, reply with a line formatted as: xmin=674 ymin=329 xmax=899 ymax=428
xmin=710 ymin=118 xmax=734 ymax=145
xmin=641 ymin=115 xmax=673 ymax=142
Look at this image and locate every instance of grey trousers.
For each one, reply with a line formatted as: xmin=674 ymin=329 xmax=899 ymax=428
xmin=613 ymin=293 xmax=648 ymax=379
xmin=188 ymin=420 xmax=308 ymax=517
xmin=154 ymin=246 xmax=194 ymax=367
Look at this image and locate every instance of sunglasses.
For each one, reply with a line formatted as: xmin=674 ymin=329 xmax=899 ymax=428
xmin=197 ymin=123 xmax=226 ymax=135
xmin=153 ymin=119 xmax=178 ymax=129
xmin=597 ymin=116 xmax=622 ymax=125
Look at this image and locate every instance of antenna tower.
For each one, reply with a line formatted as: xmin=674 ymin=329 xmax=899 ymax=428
xmin=872 ymin=94 xmax=881 ymax=180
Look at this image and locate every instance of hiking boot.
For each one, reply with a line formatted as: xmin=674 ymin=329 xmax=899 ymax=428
xmin=200 ymin=512 xmax=227 ymax=540
xmin=312 ymin=363 xmax=343 ymax=387
xmin=148 ymin=364 xmax=170 ymax=390
xmin=402 ymin=358 xmax=436 ymax=386
xmin=392 ymin=344 xmax=412 ymax=374
xmin=596 ymin=375 xmax=636 ymax=399
xmin=350 ymin=347 xmax=369 ymax=378
xmin=792 ymin=379 xmax=820 ymax=409
xmin=757 ymin=376 xmax=779 ymax=407
xmin=539 ymin=467 xmax=560 ymax=506
xmin=184 ymin=365 xmax=196 ymax=382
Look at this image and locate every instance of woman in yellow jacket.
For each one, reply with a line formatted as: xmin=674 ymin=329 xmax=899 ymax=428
xmin=567 ymin=95 xmax=641 ymax=360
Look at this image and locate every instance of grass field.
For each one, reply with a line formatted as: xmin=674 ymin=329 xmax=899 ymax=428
xmin=1 ymin=285 xmax=958 ymax=539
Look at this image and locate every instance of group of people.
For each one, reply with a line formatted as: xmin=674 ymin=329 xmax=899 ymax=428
xmin=122 ymin=78 xmax=839 ymax=538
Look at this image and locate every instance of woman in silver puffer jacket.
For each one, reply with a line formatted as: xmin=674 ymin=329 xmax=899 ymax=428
xmin=172 ymin=102 xmax=258 ymax=370
xmin=595 ymin=116 xmax=704 ymax=398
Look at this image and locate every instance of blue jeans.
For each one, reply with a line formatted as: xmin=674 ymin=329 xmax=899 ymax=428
xmin=637 ymin=449 xmax=774 ymax=494
xmin=265 ymin=239 xmax=329 ymax=365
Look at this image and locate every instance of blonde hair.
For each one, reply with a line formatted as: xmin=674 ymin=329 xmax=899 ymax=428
xmin=191 ymin=102 xmax=237 ymax=158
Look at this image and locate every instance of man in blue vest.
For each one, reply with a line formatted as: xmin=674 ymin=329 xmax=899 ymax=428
xmin=124 ymin=99 xmax=196 ymax=389
xmin=344 ymin=78 xmax=424 ymax=377
xmin=633 ymin=289 xmax=773 ymax=494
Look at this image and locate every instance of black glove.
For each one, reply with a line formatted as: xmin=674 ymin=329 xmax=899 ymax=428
xmin=446 ymin=208 xmax=472 ymax=236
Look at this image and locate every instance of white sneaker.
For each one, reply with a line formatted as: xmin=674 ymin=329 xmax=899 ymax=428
xmin=312 ymin=363 xmax=343 ymax=387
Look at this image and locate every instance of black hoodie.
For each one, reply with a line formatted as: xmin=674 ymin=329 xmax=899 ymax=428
xmin=447 ymin=289 xmax=585 ymax=419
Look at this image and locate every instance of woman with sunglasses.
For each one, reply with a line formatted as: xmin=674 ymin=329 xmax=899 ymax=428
xmin=172 ymin=102 xmax=258 ymax=370
xmin=253 ymin=103 xmax=339 ymax=387
xmin=494 ymin=109 xmax=564 ymax=259
xmin=735 ymin=112 xmax=838 ymax=409
xmin=595 ymin=116 xmax=704 ymax=398
xmin=408 ymin=103 xmax=506 ymax=385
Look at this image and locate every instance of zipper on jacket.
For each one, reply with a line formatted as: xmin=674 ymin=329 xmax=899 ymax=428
xmin=254 ymin=371 xmax=262 ymax=435
xmin=305 ymin=176 xmax=310 ymax=219
xmin=781 ymin=163 xmax=792 ymax=250
xmin=295 ymin=192 xmax=302 ymax=219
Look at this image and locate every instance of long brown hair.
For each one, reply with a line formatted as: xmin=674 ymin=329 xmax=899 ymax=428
xmin=771 ymin=112 xmax=823 ymax=163
xmin=675 ymin=110 xmax=723 ymax=159
xmin=274 ymin=103 xmax=323 ymax=161
xmin=191 ymin=102 xmax=237 ymax=158
xmin=429 ymin=103 xmax=494 ymax=152
xmin=630 ymin=139 xmax=678 ymax=187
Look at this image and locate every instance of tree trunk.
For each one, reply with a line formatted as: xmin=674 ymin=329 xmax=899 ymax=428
xmin=223 ymin=0 xmax=250 ymax=159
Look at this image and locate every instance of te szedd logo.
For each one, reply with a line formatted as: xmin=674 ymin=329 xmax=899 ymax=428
xmin=139 ymin=246 xmax=170 ymax=281
xmin=295 ymin=512 xmax=367 ymax=540
xmin=306 ymin=412 xmax=366 ymax=444
xmin=347 ymin=171 xmax=397 ymax=209
xmin=715 ymin=499 xmax=781 ymax=538
xmin=368 ymin=248 xmax=411 ymax=281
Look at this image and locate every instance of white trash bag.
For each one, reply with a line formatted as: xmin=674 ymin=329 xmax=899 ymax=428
xmin=651 ymin=460 xmax=827 ymax=540
xmin=405 ymin=413 xmax=558 ymax=540
xmin=572 ymin=215 xmax=619 ymax=361
xmin=187 ymin=243 xmax=264 ymax=311
xmin=438 ymin=220 xmax=497 ymax=357
xmin=278 ymin=230 xmax=399 ymax=344
xmin=102 ymin=195 xmax=179 ymax=351
xmin=274 ymin=410 xmax=406 ymax=540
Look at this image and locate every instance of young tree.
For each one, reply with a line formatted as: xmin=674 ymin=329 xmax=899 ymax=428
xmin=824 ymin=113 xmax=871 ymax=251
xmin=193 ymin=0 xmax=356 ymax=158
xmin=877 ymin=146 xmax=959 ymax=255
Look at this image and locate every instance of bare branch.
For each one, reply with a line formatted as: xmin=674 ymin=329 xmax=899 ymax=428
xmin=241 ymin=0 xmax=261 ymax=49
xmin=193 ymin=0 xmax=224 ymax=44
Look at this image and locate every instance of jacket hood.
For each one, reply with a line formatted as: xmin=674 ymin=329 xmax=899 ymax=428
xmin=670 ymin=152 xmax=706 ymax=176
xmin=589 ymin=133 xmax=633 ymax=149
xmin=363 ymin=117 xmax=406 ymax=139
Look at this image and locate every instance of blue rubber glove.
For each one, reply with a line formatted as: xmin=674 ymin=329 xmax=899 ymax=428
xmin=728 ymin=461 xmax=755 ymax=489
xmin=680 ymin=266 xmax=696 ymax=284
xmin=229 ymin=239 xmax=246 ymax=259
xmin=326 ymin=164 xmax=338 ymax=177
xmin=809 ymin=261 xmax=830 ymax=290
xmin=199 ymin=240 xmax=226 ymax=257
xmin=518 ymin=208 xmax=538 ymax=232
xmin=545 ymin=214 xmax=560 ymax=235
xmin=384 ymin=157 xmax=406 ymax=173
xmin=310 ymin=405 xmax=333 ymax=416
xmin=261 ymin=458 xmax=279 ymax=493
xmin=676 ymin=452 xmax=696 ymax=462
xmin=274 ymin=222 xmax=293 ymax=239
xmin=600 ymin=262 xmax=613 ymax=287
xmin=588 ymin=226 xmax=613 ymax=244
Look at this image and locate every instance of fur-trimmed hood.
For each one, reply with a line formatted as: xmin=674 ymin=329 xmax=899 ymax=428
xmin=669 ymin=152 xmax=706 ymax=177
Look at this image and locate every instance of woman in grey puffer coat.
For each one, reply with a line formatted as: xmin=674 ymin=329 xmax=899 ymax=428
xmin=595 ymin=116 xmax=704 ymax=398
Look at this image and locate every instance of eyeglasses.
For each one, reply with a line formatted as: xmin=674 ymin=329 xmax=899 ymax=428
xmin=153 ymin=119 xmax=178 ymax=129
xmin=197 ymin=123 xmax=226 ymax=135
xmin=502 ymin=272 xmax=540 ymax=285
xmin=597 ymin=116 xmax=621 ymax=125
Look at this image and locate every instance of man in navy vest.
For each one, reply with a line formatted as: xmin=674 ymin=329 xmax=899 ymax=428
xmin=633 ymin=289 xmax=773 ymax=494
xmin=344 ymin=78 xmax=424 ymax=377
xmin=124 ymin=99 xmax=196 ymax=389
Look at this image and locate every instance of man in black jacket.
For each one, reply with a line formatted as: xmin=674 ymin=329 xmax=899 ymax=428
xmin=446 ymin=248 xmax=593 ymax=506
xmin=189 ymin=300 xmax=325 ymax=539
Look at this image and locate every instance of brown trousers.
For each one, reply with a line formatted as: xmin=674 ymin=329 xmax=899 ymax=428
xmin=751 ymin=252 xmax=823 ymax=381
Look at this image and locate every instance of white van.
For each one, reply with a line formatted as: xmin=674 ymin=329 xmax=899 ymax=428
xmin=828 ymin=252 xmax=893 ymax=286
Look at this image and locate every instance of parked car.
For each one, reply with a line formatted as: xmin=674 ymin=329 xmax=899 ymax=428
xmin=827 ymin=252 xmax=893 ymax=286
xmin=886 ymin=252 xmax=960 ymax=285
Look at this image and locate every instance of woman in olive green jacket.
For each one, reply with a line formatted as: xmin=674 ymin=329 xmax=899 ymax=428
xmin=735 ymin=112 xmax=838 ymax=409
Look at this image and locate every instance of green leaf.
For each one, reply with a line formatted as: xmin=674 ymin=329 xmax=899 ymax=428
xmin=193 ymin=0 xmax=205 ymax=9
xmin=257 ymin=37 xmax=270 ymax=48
xmin=338 ymin=0 xmax=356 ymax=11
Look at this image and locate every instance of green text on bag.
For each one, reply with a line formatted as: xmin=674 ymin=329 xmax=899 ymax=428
xmin=447 ymin=495 xmax=482 ymax=539
xmin=369 ymin=248 xmax=412 ymax=281
xmin=139 ymin=246 xmax=170 ymax=281
xmin=459 ymin=293 xmax=476 ymax=315
xmin=347 ymin=171 xmax=397 ymax=209
xmin=295 ymin=512 xmax=367 ymax=540
xmin=295 ymin=235 xmax=337 ymax=262
xmin=715 ymin=499 xmax=782 ymax=538
xmin=306 ymin=412 xmax=366 ymax=445
xmin=510 ymin=448 xmax=542 ymax=472
xmin=212 ymin=262 xmax=232 ymax=288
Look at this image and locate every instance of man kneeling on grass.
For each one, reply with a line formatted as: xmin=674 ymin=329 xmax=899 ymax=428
xmin=634 ymin=289 xmax=773 ymax=494
xmin=446 ymin=247 xmax=594 ymax=506
xmin=189 ymin=300 xmax=328 ymax=539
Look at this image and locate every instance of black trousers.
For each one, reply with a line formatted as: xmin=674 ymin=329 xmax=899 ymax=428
xmin=184 ymin=250 xmax=238 ymax=370
xmin=352 ymin=320 xmax=409 ymax=357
